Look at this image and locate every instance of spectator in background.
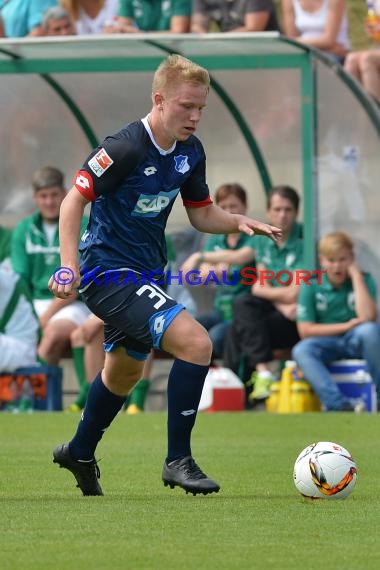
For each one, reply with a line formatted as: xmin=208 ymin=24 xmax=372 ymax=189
xmin=42 ymin=5 xmax=76 ymax=35
xmin=292 ymin=231 xmax=380 ymax=412
xmin=11 ymin=166 xmax=91 ymax=368
xmin=191 ymin=0 xmax=280 ymax=33
xmin=105 ymin=0 xmax=191 ymax=33
xmin=223 ymin=185 xmax=303 ymax=404
xmin=281 ymin=0 xmax=350 ymax=63
xmin=60 ymin=0 xmax=118 ymax=34
xmin=0 ymin=264 xmax=39 ymax=372
xmin=181 ymin=183 xmax=257 ymax=359
xmin=344 ymin=0 xmax=380 ymax=104
xmin=0 ymin=0 xmax=58 ymax=37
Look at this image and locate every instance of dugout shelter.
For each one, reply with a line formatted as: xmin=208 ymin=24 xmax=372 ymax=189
xmin=0 ymin=33 xmax=379 ymax=283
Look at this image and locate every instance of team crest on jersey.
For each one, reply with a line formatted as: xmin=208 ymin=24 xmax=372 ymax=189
xmin=316 ymin=292 xmax=327 ymax=312
xmin=347 ymin=291 xmax=356 ymax=311
xmin=174 ymin=155 xmax=190 ymax=174
xmin=285 ymin=252 xmax=296 ymax=268
xmin=88 ymin=148 xmax=114 ymax=177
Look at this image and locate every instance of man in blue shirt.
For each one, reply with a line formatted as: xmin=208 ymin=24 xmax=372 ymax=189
xmin=49 ymin=54 xmax=281 ymax=497
xmin=0 ymin=0 xmax=57 ymax=37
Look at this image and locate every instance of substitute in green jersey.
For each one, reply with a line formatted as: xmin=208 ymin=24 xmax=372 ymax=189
xmin=223 ymin=185 xmax=303 ymax=404
xmin=181 ymin=183 xmax=256 ymax=358
xmin=11 ymin=166 xmax=90 ymax=366
xmin=293 ymin=231 xmax=380 ymax=412
xmin=105 ymin=0 xmax=191 ymax=33
xmin=0 ymin=264 xmax=39 ymax=371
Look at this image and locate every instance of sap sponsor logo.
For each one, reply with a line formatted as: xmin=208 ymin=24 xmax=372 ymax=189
xmin=174 ymin=155 xmax=190 ymax=174
xmin=88 ymin=148 xmax=114 ymax=177
xmin=132 ymin=189 xmax=180 ymax=217
xmin=144 ymin=166 xmax=157 ymax=176
xmin=134 ymin=195 xmax=170 ymax=214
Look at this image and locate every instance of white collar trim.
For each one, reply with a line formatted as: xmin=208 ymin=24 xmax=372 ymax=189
xmin=141 ymin=115 xmax=177 ymax=155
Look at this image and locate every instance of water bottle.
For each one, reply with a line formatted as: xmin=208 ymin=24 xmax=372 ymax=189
xmin=266 ymin=380 xmax=280 ymax=413
xmin=290 ymin=374 xmax=313 ymax=413
xmin=290 ymin=367 xmax=322 ymax=412
xmin=277 ymin=361 xmax=296 ymax=413
xmin=18 ymin=378 xmax=34 ymax=413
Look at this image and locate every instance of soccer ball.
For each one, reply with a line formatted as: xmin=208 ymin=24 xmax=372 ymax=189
xmin=293 ymin=441 xmax=357 ymax=500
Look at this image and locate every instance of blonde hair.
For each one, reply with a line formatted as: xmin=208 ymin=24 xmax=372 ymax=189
xmin=60 ymin=0 xmax=104 ymax=21
xmin=318 ymin=231 xmax=354 ymax=257
xmin=152 ymin=54 xmax=210 ymax=96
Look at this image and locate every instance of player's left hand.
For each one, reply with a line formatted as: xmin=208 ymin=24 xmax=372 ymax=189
xmin=238 ymin=218 xmax=282 ymax=243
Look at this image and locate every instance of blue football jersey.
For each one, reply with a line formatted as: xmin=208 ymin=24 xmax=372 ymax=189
xmin=74 ymin=117 xmax=212 ymax=275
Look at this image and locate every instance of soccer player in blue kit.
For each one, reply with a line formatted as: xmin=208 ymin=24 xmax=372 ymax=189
xmin=49 ymin=54 xmax=282 ymax=496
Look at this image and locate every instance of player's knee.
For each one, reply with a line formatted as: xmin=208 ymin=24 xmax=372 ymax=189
xmin=70 ymin=326 xmax=83 ymax=346
xmin=42 ymin=327 xmax=70 ymax=346
xmin=354 ymin=321 xmax=380 ymax=343
xmin=292 ymin=338 xmax=315 ymax=361
xmin=344 ymin=52 xmax=360 ymax=71
xmin=186 ymin=329 xmax=213 ymax=361
xmin=361 ymin=51 xmax=378 ymax=70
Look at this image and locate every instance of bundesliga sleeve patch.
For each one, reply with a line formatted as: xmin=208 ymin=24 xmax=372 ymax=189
xmin=74 ymin=170 xmax=96 ymax=201
xmin=88 ymin=148 xmax=114 ymax=177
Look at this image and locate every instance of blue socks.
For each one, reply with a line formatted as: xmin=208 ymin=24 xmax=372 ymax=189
xmin=166 ymin=359 xmax=209 ymax=462
xmin=69 ymin=372 xmax=126 ymax=461
xmin=68 ymin=360 xmax=209 ymax=463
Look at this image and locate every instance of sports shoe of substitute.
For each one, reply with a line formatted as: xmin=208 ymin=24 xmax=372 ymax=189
xmin=53 ymin=443 xmax=103 ymax=496
xmin=248 ymin=371 xmax=273 ymax=401
xmin=125 ymin=403 xmax=143 ymax=415
xmin=162 ymin=456 xmax=220 ymax=496
xmin=338 ymin=400 xmax=366 ymax=413
xmin=65 ymin=403 xmax=82 ymax=413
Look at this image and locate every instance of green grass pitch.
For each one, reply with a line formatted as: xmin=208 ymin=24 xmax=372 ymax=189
xmin=1 ymin=411 xmax=380 ymax=570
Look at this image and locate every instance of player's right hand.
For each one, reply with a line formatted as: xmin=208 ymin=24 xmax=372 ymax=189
xmin=48 ymin=265 xmax=80 ymax=299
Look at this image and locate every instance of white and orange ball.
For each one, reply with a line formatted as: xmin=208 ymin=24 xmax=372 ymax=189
xmin=293 ymin=441 xmax=357 ymax=500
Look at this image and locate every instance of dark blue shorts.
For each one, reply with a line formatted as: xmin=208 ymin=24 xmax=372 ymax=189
xmin=79 ymin=269 xmax=185 ymax=360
